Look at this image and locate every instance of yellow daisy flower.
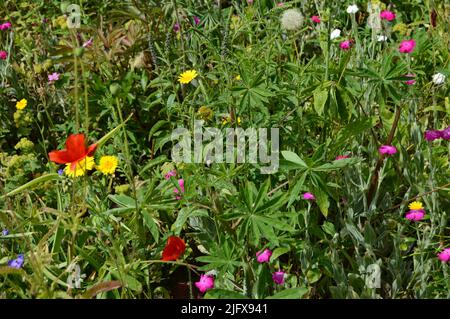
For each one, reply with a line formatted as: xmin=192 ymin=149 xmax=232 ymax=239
xmin=64 ymin=156 xmax=95 ymax=178
xmin=235 ymin=75 xmax=241 ymax=81
xmin=16 ymin=99 xmax=28 ymax=110
xmin=96 ymin=155 xmax=119 ymax=175
xmin=178 ymin=70 xmax=198 ymax=84
xmin=408 ymin=201 xmax=424 ymax=211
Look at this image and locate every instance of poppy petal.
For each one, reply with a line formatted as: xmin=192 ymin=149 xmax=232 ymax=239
xmin=87 ymin=143 xmax=98 ymax=157
xmin=161 ymin=236 xmax=186 ymax=261
xmin=65 ymin=134 xmax=88 ymax=160
xmin=48 ymin=150 xmax=74 ymax=164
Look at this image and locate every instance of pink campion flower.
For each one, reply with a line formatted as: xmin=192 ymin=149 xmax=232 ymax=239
xmin=424 ymin=130 xmax=443 ymax=142
xmin=405 ymin=210 xmax=425 ymax=221
xmin=336 ymin=155 xmax=350 ymax=160
xmin=82 ymin=38 xmax=93 ymax=48
xmin=164 ymin=170 xmax=177 ymax=180
xmin=380 ymin=10 xmax=396 ymax=21
xmin=0 ymin=50 xmax=7 ymax=60
xmin=399 ymin=39 xmax=416 ymax=53
xmin=174 ymin=179 xmax=185 ymax=200
xmin=272 ymin=271 xmax=285 ymax=285
xmin=378 ymin=145 xmax=397 ymax=155
xmin=277 ymin=2 xmax=284 ymax=6
xmin=404 ymin=74 xmax=416 ymax=85
xmin=48 ymin=72 xmax=60 ymax=83
xmin=195 ymin=274 xmax=215 ymax=293
xmin=256 ymin=249 xmax=272 ymax=263
xmin=303 ymin=192 xmax=315 ymax=201
xmin=339 ymin=40 xmax=352 ymax=50
xmin=173 ymin=23 xmax=180 ymax=32
xmin=0 ymin=22 xmax=12 ymax=30
xmin=442 ymin=126 xmax=450 ymax=140
xmin=438 ymin=248 xmax=450 ymax=263
xmin=247 ymin=0 xmax=254 ymax=4
xmin=311 ymin=16 xmax=321 ymax=23
xmin=193 ymin=16 xmax=201 ymax=26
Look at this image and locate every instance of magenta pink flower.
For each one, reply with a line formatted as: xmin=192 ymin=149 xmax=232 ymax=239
xmin=399 ymin=39 xmax=416 ymax=53
xmin=256 ymin=249 xmax=272 ymax=263
xmin=164 ymin=170 xmax=177 ymax=180
xmin=438 ymin=248 xmax=450 ymax=263
xmin=48 ymin=72 xmax=60 ymax=83
xmin=195 ymin=274 xmax=215 ymax=293
xmin=339 ymin=40 xmax=352 ymax=50
xmin=173 ymin=23 xmax=180 ymax=32
xmin=442 ymin=126 xmax=450 ymax=140
xmin=424 ymin=130 xmax=443 ymax=142
xmin=82 ymin=38 xmax=93 ymax=48
xmin=311 ymin=16 xmax=321 ymax=23
xmin=193 ymin=16 xmax=201 ymax=26
xmin=405 ymin=210 xmax=425 ymax=221
xmin=380 ymin=10 xmax=396 ymax=21
xmin=303 ymin=192 xmax=315 ymax=201
xmin=247 ymin=0 xmax=254 ymax=4
xmin=272 ymin=271 xmax=285 ymax=285
xmin=0 ymin=50 xmax=7 ymax=60
xmin=335 ymin=155 xmax=350 ymax=160
xmin=404 ymin=74 xmax=416 ymax=85
xmin=174 ymin=179 xmax=185 ymax=200
xmin=378 ymin=145 xmax=397 ymax=155
xmin=0 ymin=22 xmax=12 ymax=30
xmin=277 ymin=2 xmax=284 ymax=6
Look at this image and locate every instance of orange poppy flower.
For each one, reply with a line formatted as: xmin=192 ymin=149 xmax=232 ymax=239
xmin=161 ymin=236 xmax=186 ymax=261
xmin=48 ymin=134 xmax=97 ymax=170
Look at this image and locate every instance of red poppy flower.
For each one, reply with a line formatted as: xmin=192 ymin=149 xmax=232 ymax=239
xmin=48 ymin=134 xmax=97 ymax=170
xmin=161 ymin=236 xmax=186 ymax=261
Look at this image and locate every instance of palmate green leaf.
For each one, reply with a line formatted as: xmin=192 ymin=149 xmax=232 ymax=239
xmin=196 ymin=238 xmax=243 ymax=273
xmin=288 ymin=172 xmax=307 ymax=207
xmin=254 ymin=193 xmax=287 ymax=213
xmin=280 ymin=151 xmax=308 ymax=170
xmin=253 ymin=178 xmax=271 ymax=212
xmin=171 ymin=208 xmax=209 ymax=234
xmin=266 ymin=287 xmax=308 ymax=299
xmin=196 ymin=255 xmax=243 ymax=273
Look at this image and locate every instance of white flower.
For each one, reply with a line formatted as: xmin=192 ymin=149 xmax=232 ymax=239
xmin=280 ymin=8 xmax=304 ymax=31
xmin=330 ymin=29 xmax=341 ymax=40
xmin=432 ymin=73 xmax=446 ymax=85
xmin=377 ymin=35 xmax=387 ymax=42
xmin=347 ymin=4 xmax=359 ymax=14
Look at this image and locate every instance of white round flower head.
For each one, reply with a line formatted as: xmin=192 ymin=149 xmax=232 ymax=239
xmin=281 ymin=8 xmax=304 ymax=31
xmin=377 ymin=35 xmax=387 ymax=42
xmin=432 ymin=73 xmax=446 ymax=85
xmin=330 ymin=29 xmax=341 ymax=40
xmin=347 ymin=4 xmax=359 ymax=14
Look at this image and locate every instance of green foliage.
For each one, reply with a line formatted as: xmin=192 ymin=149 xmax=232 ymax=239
xmin=0 ymin=0 xmax=449 ymax=299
